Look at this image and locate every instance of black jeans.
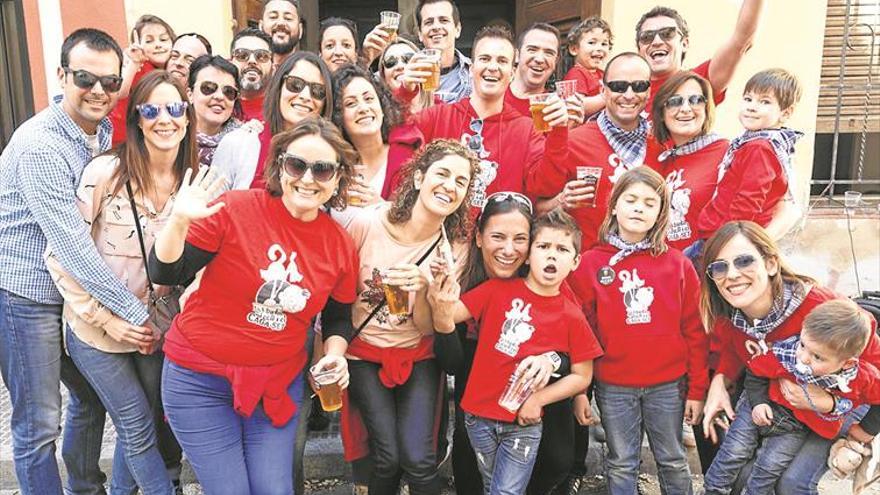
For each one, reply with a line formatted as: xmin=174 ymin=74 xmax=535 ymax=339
xmin=527 ymin=398 xmax=575 ymax=494
xmin=348 ymin=358 xmax=442 ymax=495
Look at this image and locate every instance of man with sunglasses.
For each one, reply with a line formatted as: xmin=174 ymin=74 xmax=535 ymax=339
xmin=229 ymin=28 xmax=274 ymax=123
xmin=636 ymin=1 xmax=763 ymax=113
xmin=0 ymin=29 xmax=151 ymax=495
xmin=260 ymin=0 xmax=303 ymax=68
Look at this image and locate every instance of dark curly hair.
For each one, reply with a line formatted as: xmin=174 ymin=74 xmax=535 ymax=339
xmin=386 ymin=139 xmax=479 ymax=242
xmin=331 ymin=63 xmax=402 ymax=144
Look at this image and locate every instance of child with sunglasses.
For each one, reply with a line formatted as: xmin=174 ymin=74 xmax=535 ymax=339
xmin=703 ymin=299 xmax=880 ymax=494
xmin=567 ymin=167 xmax=708 ymax=494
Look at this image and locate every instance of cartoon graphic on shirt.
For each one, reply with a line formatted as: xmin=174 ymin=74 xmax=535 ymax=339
xmin=608 ymin=153 xmax=639 ymax=183
xmin=495 ymin=298 xmax=536 ymax=357
xmin=666 ymin=169 xmax=693 ymax=241
xmin=618 ymin=269 xmax=654 ymax=325
xmin=461 ymin=130 xmax=498 ymax=208
xmin=247 ymin=244 xmax=311 ymax=331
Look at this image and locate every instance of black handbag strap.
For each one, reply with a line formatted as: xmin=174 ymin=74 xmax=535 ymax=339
xmin=124 ymin=181 xmax=155 ymax=295
xmin=350 ymin=233 xmax=443 ymax=340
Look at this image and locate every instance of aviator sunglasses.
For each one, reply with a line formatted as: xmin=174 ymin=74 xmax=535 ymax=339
xmin=283 ymin=75 xmax=327 ymax=101
xmin=199 ymin=81 xmax=239 ymax=101
xmin=605 ymin=80 xmax=651 ymax=94
xmin=382 ymin=52 xmax=414 ymax=69
xmin=705 ymin=254 xmax=759 ymax=281
xmin=637 ymin=26 xmax=683 ymax=46
xmin=278 ymin=153 xmax=339 ymax=182
xmin=63 ymin=68 xmax=123 ymax=93
xmin=665 ymin=94 xmax=707 ymax=109
xmin=135 ymin=102 xmax=189 ymax=120
xmin=231 ymin=48 xmax=272 ymax=64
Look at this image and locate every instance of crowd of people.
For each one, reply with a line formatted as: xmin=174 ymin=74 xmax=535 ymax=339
xmin=0 ymin=0 xmax=878 ymax=494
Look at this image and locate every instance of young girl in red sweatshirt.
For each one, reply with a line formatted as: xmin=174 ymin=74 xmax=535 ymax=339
xmin=568 ymin=166 xmax=709 ymax=494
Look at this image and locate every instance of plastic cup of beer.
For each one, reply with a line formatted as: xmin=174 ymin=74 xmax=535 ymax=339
xmin=380 ymin=11 xmax=401 ymax=39
xmin=529 ymin=93 xmax=554 ymax=133
xmin=419 ymin=49 xmax=442 ymax=92
xmin=576 ymin=166 xmax=603 ymax=208
xmin=498 ymin=370 xmax=536 ymax=413
xmin=382 ymin=272 xmax=410 ymax=315
xmin=310 ymin=363 xmax=343 ymax=412
xmin=555 ymin=80 xmax=578 ymax=99
xmin=349 ymin=164 xmax=366 ymax=206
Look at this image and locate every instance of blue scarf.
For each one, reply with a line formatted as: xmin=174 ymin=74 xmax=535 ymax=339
xmin=716 ymin=128 xmax=803 ymax=186
xmin=597 ymin=111 xmax=649 ymax=167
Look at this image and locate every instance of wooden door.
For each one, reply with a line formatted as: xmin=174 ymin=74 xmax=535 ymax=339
xmin=515 ymin=0 xmax=601 ymax=35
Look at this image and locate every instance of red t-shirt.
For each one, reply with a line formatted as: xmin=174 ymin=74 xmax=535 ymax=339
xmin=696 ymin=139 xmax=788 ymax=240
xmin=653 ymin=139 xmax=730 ymax=250
xmin=110 ymin=62 xmax=157 ymax=146
xmin=172 ymin=189 xmax=359 ymax=367
xmin=503 ymin=87 xmax=531 ymax=118
xmin=564 ymin=65 xmax=603 ymax=97
xmin=241 ymin=94 xmax=265 ymax=124
xmin=568 ymin=243 xmax=709 ymax=399
xmin=460 ymin=278 xmax=603 ymax=422
xmin=647 ymin=59 xmax=727 ymax=116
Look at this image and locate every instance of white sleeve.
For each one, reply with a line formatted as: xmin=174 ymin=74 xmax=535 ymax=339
xmin=211 ymin=129 xmax=260 ymax=193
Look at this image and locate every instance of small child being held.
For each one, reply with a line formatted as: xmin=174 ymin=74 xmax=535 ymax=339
xmin=427 ymin=209 xmax=603 ymax=495
xmin=704 ymin=299 xmax=880 ymax=494
xmin=562 ymin=16 xmax=613 ymax=118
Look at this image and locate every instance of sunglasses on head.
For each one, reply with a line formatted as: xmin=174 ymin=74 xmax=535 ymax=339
xmin=382 ymin=52 xmax=414 ymax=69
xmin=637 ymin=26 xmax=682 ymax=46
xmin=278 ymin=153 xmax=339 ymax=182
xmin=705 ymin=254 xmax=759 ymax=281
xmin=231 ymin=48 xmax=272 ymax=64
xmin=484 ymin=191 xmax=534 ymax=214
xmin=665 ymin=94 xmax=707 ymax=109
xmin=467 ymin=117 xmax=484 ymax=153
xmin=283 ymin=75 xmax=327 ymax=101
xmin=63 ymin=68 xmax=123 ymax=93
xmin=136 ymin=102 xmax=189 ymax=120
xmin=199 ymin=81 xmax=239 ymax=101
xmin=606 ymin=80 xmax=651 ymax=94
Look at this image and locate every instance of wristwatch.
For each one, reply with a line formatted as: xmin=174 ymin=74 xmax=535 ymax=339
xmin=543 ymin=351 xmax=562 ymax=372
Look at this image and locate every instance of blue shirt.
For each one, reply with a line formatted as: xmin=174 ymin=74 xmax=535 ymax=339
xmin=438 ymin=49 xmax=472 ymax=104
xmin=0 ymin=96 xmax=149 ymax=325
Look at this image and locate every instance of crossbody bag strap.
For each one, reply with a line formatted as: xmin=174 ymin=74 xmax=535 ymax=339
xmin=124 ymin=181 xmax=155 ymax=294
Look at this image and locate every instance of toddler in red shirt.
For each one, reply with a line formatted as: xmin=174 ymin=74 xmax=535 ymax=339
xmin=563 ymin=17 xmax=613 ymax=118
xmin=427 ymin=209 xmax=603 ymax=495
xmin=704 ymin=299 xmax=880 ymax=494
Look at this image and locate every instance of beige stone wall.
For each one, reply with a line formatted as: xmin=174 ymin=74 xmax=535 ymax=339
xmin=123 ymin=0 xmax=235 ymax=57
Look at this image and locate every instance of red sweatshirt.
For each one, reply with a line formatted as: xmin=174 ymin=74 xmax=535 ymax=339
xmin=653 ymin=139 xmax=730 ymax=251
xmin=564 ymin=65 xmax=603 ymax=97
xmin=647 ymin=59 xmax=726 ymax=116
xmin=568 ymin=244 xmax=709 ymax=399
xmin=526 ymin=122 xmax=661 ymax=251
xmin=696 ymin=139 xmax=788 ymax=240
xmin=380 ymin=122 xmax=424 ymax=200
xmin=503 ymin=86 xmax=530 ymax=117
xmin=110 ymin=62 xmax=157 ymax=146
xmin=240 ymin=93 xmax=265 ymax=124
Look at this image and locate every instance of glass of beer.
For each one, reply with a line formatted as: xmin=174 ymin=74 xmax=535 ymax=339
xmin=529 ymin=93 xmax=554 ymax=133
xmin=498 ymin=370 xmax=536 ymax=413
xmin=349 ymin=164 xmax=366 ymax=206
xmin=382 ymin=271 xmax=410 ymax=315
xmin=310 ymin=363 xmax=343 ymax=412
xmin=380 ymin=11 xmax=401 ymax=39
xmin=576 ymin=166 xmax=603 ymax=208
xmin=419 ymin=49 xmax=441 ymax=92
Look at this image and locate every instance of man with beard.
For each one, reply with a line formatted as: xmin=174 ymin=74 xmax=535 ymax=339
xmin=260 ymin=0 xmax=302 ymax=68
xmin=230 ymin=28 xmax=274 ymax=123
xmin=416 ymin=0 xmax=471 ymax=103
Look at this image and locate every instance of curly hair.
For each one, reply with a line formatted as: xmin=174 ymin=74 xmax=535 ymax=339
xmin=386 ymin=139 xmax=479 ymax=242
xmin=331 ymin=63 xmax=402 ymax=144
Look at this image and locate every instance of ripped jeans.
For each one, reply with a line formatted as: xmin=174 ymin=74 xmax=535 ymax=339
xmin=464 ymin=412 xmax=542 ymax=495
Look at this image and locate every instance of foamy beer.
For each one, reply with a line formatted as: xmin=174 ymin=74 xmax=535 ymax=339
xmin=310 ymin=364 xmax=343 ymax=412
xmin=529 ymin=93 xmax=553 ymax=133
xmin=576 ymin=166 xmax=603 ymax=207
xmin=348 ymin=164 xmax=366 ymax=205
xmin=383 ymin=282 xmax=409 ymax=315
xmin=380 ymin=11 xmax=401 ymax=39
xmin=419 ymin=49 xmax=441 ymax=92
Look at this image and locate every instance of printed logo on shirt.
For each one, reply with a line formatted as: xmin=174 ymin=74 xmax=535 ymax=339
xmin=247 ymin=244 xmax=312 ymax=331
xmin=665 ymin=169 xmax=693 ymax=241
xmin=618 ymin=269 xmax=654 ymax=325
xmin=495 ymin=298 xmax=536 ymax=357
xmin=608 ymin=153 xmax=639 ymax=183
xmin=461 ymin=131 xmax=499 ymax=208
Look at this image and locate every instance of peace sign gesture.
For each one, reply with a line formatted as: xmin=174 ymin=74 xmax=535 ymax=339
xmin=125 ymin=29 xmax=147 ymax=66
xmin=171 ymin=167 xmax=227 ymax=225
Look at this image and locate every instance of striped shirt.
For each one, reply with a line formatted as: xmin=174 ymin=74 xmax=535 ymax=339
xmin=0 ymin=96 xmax=148 ymax=325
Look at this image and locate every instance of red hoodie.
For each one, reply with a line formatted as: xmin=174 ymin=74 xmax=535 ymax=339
xmin=568 ymin=244 xmax=709 ymax=399
xmin=381 ymin=122 xmax=424 ymax=200
xmin=564 ymin=65 xmax=603 ymax=97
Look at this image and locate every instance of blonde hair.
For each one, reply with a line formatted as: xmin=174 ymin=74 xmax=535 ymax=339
xmin=597 ymin=166 xmax=669 ymax=256
xmin=803 ymin=299 xmax=873 ymax=359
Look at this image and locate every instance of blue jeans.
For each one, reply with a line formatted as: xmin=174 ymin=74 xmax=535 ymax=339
xmin=595 ymin=379 xmax=693 ymax=495
xmin=66 ymin=326 xmax=172 ymax=494
xmin=704 ymin=396 xmax=808 ymax=494
xmin=161 ymin=359 xmax=303 ymax=495
xmin=464 ymin=412 xmax=542 ymax=495
xmin=0 ymin=289 xmax=107 ymax=494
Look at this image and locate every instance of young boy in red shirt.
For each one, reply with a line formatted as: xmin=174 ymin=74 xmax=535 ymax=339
xmin=563 ymin=17 xmax=613 ymax=118
xmin=427 ymin=209 xmax=603 ymax=494
xmin=704 ymin=299 xmax=880 ymax=494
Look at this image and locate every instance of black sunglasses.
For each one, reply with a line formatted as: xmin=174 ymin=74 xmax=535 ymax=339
xmin=199 ymin=81 xmax=239 ymax=101
xmin=637 ymin=26 xmax=682 ymax=46
xmin=63 ymin=68 xmax=123 ymax=93
xmin=136 ymin=102 xmax=189 ymax=120
xmin=705 ymin=254 xmax=759 ymax=281
xmin=283 ymin=75 xmax=327 ymax=101
xmin=382 ymin=52 xmax=414 ymax=70
xmin=278 ymin=153 xmax=339 ymax=182
xmin=606 ymin=80 xmax=651 ymax=94
xmin=232 ymin=48 xmax=272 ymax=64
xmin=665 ymin=94 xmax=707 ymax=109
xmin=467 ymin=117 xmax=484 ymax=153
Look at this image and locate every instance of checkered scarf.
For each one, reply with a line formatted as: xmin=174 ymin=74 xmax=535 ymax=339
xmin=657 ymin=133 xmax=724 ymax=162
xmin=716 ymin=128 xmax=804 ymax=186
xmin=730 ymin=281 xmax=808 ymax=343
xmin=597 ymin=110 xmax=649 ymax=167
xmin=772 ymin=335 xmax=859 ymax=393
xmin=606 ymin=233 xmax=652 ymax=266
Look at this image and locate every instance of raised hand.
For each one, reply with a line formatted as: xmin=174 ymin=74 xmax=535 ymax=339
xmin=542 ymin=93 xmax=569 ymax=128
xmin=401 ymin=53 xmax=434 ymax=93
xmin=361 ymin=24 xmax=392 ymax=66
xmin=171 ymin=167 xmax=227 ymax=224
xmin=125 ymin=29 xmax=147 ymax=66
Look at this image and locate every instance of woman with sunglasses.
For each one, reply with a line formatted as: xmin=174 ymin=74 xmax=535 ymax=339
xmin=186 ymin=55 xmax=243 ymax=168
xmin=378 ymin=38 xmax=434 ymax=114
xmin=699 ymin=221 xmax=880 ymax=494
xmin=45 ymin=71 xmax=196 ymax=494
xmin=212 ymin=51 xmax=334 ymax=191
xmin=148 ymin=118 xmax=359 ymax=494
